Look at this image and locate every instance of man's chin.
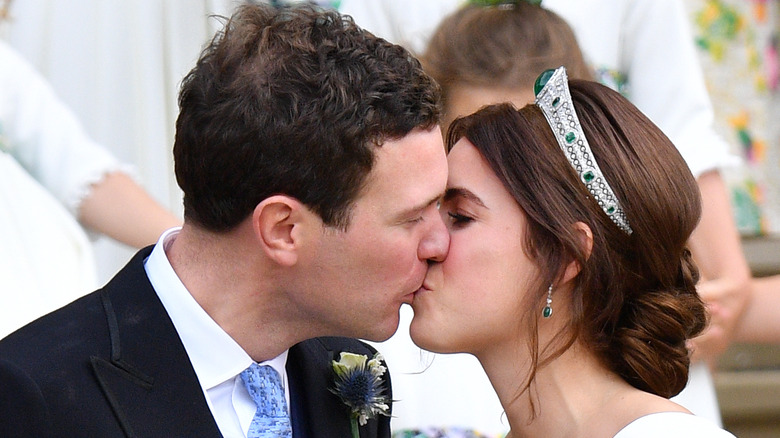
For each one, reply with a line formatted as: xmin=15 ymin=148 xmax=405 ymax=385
xmin=359 ymin=316 xmax=400 ymax=343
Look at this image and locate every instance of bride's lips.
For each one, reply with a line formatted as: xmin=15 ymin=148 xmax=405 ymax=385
xmin=415 ymin=283 xmax=433 ymax=296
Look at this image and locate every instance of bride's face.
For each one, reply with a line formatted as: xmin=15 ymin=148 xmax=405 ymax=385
xmin=410 ymin=138 xmax=537 ymax=355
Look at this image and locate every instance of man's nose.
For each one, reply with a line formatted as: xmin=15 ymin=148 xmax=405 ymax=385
xmin=418 ymin=212 xmax=450 ymax=262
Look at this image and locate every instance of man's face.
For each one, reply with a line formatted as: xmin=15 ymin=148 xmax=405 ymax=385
xmin=295 ymin=127 xmax=449 ymax=341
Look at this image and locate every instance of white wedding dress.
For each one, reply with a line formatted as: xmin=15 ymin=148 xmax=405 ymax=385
xmin=614 ymin=412 xmax=736 ymax=438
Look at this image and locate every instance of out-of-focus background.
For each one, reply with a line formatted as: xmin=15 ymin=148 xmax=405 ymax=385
xmin=685 ymin=2 xmax=780 ymax=435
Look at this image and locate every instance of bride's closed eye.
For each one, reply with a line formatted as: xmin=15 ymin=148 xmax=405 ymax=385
xmin=441 ymin=187 xmax=484 ymax=229
xmin=447 ymin=211 xmax=474 ymax=227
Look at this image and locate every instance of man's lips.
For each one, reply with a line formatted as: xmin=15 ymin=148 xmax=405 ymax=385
xmin=402 ymin=283 xmax=431 ymax=304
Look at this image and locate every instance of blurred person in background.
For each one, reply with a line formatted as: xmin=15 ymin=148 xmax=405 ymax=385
xmin=0 ymin=0 xmax=180 ymax=338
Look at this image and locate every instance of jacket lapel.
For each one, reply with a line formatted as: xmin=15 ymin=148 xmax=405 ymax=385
xmin=287 ymin=339 xmax=352 ymax=438
xmin=90 ymin=248 xmax=222 ymax=438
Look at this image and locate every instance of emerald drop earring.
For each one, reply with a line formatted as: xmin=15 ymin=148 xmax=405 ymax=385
xmin=543 ymin=284 xmax=553 ymax=318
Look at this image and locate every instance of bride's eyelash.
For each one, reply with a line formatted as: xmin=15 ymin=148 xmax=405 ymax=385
xmin=447 ymin=212 xmax=474 ymax=225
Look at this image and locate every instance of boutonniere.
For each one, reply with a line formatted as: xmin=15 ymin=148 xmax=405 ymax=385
xmin=330 ymin=352 xmax=391 ymax=438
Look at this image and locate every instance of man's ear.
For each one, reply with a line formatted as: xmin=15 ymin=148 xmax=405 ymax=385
xmin=252 ymin=195 xmax=309 ymax=267
xmin=561 ymin=221 xmax=594 ymax=284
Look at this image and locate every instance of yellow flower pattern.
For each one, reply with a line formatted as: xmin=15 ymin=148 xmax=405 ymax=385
xmin=689 ymin=0 xmax=780 ymax=234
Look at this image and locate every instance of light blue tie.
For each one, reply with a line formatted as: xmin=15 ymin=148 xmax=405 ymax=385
xmin=240 ymin=363 xmax=292 ymax=438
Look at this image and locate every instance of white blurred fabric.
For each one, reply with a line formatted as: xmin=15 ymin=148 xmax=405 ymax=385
xmin=0 ymin=39 xmax=117 ymax=337
xmin=0 ymin=152 xmax=96 ymax=337
xmin=2 ymin=0 xmax=237 ymax=283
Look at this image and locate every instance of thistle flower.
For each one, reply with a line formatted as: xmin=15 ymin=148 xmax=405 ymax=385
xmin=331 ymin=352 xmax=390 ymax=438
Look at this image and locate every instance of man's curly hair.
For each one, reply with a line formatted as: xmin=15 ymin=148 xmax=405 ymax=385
xmin=174 ymin=4 xmax=441 ymax=231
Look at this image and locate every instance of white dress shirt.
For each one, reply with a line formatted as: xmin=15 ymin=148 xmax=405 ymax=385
xmin=144 ymin=227 xmax=290 ymax=438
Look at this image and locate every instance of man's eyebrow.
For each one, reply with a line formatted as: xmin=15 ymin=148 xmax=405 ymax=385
xmin=443 ymin=187 xmax=487 ymax=208
xmin=396 ymin=194 xmax=443 ymax=219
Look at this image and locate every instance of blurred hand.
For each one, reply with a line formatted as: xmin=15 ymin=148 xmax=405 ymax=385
xmin=688 ymin=277 xmax=750 ymax=366
xmin=686 ymin=171 xmax=751 ymax=367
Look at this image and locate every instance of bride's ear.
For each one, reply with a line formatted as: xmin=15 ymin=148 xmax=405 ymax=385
xmin=561 ymin=221 xmax=593 ymax=284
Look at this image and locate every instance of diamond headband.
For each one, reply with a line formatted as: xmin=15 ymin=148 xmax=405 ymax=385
xmin=533 ymin=67 xmax=633 ymax=234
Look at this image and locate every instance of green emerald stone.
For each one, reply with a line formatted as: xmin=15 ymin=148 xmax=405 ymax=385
xmin=607 ymin=205 xmax=616 ymax=214
xmin=552 ymin=96 xmax=561 ymax=107
xmin=583 ymin=170 xmax=595 ymax=182
xmin=565 ymin=132 xmax=576 ymax=143
xmin=534 ymin=69 xmax=556 ymax=96
xmin=543 ymin=306 xmax=553 ymax=318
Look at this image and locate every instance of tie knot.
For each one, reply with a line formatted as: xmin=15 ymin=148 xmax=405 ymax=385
xmin=240 ymin=363 xmax=287 ymax=418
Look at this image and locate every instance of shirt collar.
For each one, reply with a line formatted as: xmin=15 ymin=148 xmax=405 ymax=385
xmin=143 ymin=227 xmax=289 ymax=390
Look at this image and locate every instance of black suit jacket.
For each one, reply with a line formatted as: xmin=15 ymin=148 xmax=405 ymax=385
xmin=0 ymin=247 xmax=391 ymax=438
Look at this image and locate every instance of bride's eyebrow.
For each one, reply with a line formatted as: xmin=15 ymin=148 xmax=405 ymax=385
xmin=443 ymin=187 xmax=487 ymax=208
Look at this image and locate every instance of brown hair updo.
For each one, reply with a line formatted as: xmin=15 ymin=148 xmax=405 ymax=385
xmin=447 ymin=79 xmax=706 ymax=398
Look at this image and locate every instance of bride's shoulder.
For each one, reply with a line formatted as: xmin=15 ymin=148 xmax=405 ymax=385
xmin=613 ymin=412 xmax=736 ymax=438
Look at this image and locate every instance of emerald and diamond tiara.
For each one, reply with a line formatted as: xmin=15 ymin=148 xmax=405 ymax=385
xmin=533 ymin=67 xmax=633 ymax=234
